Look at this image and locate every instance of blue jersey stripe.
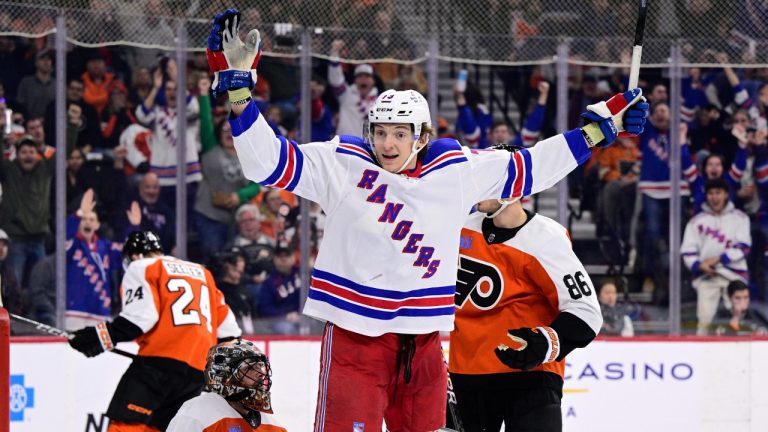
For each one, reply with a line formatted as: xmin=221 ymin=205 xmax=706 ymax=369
xmin=312 ymin=268 xmax=454 ymax=299
xmin=286 ymin=140 xmax=304 ymax=192
xmin=308 ymin=289 xmax=455 ymax=320
xmin=564 ymin=128 xmax=591 ymax=165
xmin=522 ymin=149 xmax=533 ymax=196
xmin=420 ymin=157 xmax=468 ymax=177
xmin=229 ymin=100 xmax=260 ymax=137
xmin=261 ymin=136 xmax=289 ymax=186
xmin=336 ymin=147 xmax=374 ymax=163
xmin=501 ymin=153 xmax=517 ymax=198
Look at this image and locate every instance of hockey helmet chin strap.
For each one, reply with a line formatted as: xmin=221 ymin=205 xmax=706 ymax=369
xmin=394 ymin=136 xmax=428 ymax=174
xmin=485 ymin=198 xmax=520 ymax=219
xmin=366 ymin=119 xmax=428 ymax=174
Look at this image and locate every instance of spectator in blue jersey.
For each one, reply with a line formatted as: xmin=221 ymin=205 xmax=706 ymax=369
xmin=488 ymin=81 xmax=550 ymax=148
xmin=682 ymin=178 xmax=751 ymax=335
xmin=635 ymin=104 xmax=697 ymax=302
xmin=309 ymin=74 xmax=333 ymax=142
xmin=454 ymin=78 xmax=492 ymax=149
xmin=753 ymin=131 xmax=768 ymax=300
xmin=257 ymin=243 xmax=301 ymax=335
xmin=65 ymin=188 xmax=141 ymax=331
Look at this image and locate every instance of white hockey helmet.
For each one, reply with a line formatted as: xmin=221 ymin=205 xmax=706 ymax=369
xmin=367 ymin=89 xmax=432 ymax=172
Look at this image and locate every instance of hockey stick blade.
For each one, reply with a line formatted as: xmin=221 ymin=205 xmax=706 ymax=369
xmin=9 ymin=313 xmax=135 ymax=359
xmin=628 ymin=0 xmax=649 ymax=89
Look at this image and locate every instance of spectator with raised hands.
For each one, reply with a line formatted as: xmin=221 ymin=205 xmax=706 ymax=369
xmin=135 ymin=66 xmax=202 ymax=212
xmin=328 ymin=38 xmax=379 ymax=136
xmin=64 ymin=188 xmax=142 ymax=331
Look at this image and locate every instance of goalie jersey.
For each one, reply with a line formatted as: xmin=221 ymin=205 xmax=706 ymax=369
xmin=167 ymin=392 xmax=285 ymax=432
xmin=120 ymin=256 xmax=242 ymax=370
xmin=230 ymin=101 xmax=592 ymax=337
xmin=449 ymin=211 xmax=602 ymax=378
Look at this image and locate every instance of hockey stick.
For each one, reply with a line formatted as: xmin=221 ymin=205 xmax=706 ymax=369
xmin=628 ymin=0 xmax=649 ymax=88
xmin=9 ymin=313 xmax=136 ymax=359
xmin=443 ymin=351 xmax=465 ymax=432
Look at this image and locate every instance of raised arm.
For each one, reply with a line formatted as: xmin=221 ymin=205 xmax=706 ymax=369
xmin=468 ymin=89 xmax=649 ymax=204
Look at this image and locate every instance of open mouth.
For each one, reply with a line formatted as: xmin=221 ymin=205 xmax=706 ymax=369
xmin=381 ymin=154 xmax=399 ymax=161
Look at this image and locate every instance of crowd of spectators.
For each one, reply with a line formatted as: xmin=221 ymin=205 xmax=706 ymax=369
xmin=1 ymin=0 xmax=768 ymax=336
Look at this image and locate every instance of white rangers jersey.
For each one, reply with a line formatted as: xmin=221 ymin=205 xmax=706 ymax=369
xmin=167 ymin=391 xmax=285 ymax=431
xmin=230 ymin=101 xmax=592 ymax=336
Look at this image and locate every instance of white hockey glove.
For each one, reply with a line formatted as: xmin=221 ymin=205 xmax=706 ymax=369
xmin=494 ymin=326 xmax=560 ymax=370
xmin=580 ymin=88 xmax=649 ymax=147
xmin=207 ymin=8 xmax=262 ymax=103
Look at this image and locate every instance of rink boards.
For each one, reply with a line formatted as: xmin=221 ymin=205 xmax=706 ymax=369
xmin=8 ymin=337 xmax=768 ymax=431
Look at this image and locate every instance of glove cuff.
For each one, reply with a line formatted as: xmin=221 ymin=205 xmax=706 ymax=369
xmin=228 ymin=87 xmax=251 ymax=104
xmin=536 ymin=326 xmax=560 ymax=364
xmin=95 ymin=322 xmax=115 ymax=352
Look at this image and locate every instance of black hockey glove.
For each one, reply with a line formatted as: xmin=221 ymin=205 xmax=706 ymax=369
xmin=68 ymin=317 xmax=143 ymax=358
xmin=494 ymin=326 xmax=560 ymax=371
xmin=69 ymin=322 xmax=114 ymax=358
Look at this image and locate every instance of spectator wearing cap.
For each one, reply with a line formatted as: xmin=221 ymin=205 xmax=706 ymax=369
xmin=257 ymin=243 xmax=302 ymax=334
xmin=328 ymin=39 xmax=379 ymax=136
xmin=0 ymin=228 xmax=22 ymax=316
xmin=15 ymin=49 xmax=55 ymax=119
xmin=82 ymin=50 xmax=119 ymax=115
xmin=0 ymin=136 xmax=54 ymax=287
xmin=682 ymin=178 xmax=752 ymax=335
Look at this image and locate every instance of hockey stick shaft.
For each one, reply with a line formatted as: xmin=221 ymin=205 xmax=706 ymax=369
xmin=628 ymin=0 xmax=649 ymax=88
xmin=9 ymin=313 xmax=135 ymax=359
xmin=442 ymin=351 xmax=465 ymax=432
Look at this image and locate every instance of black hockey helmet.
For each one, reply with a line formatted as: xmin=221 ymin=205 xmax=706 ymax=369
xmin=122 ymin=230 xmax=163 ymax=264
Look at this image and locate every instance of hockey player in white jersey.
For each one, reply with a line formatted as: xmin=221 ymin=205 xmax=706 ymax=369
xmin=206 ymin=8 xmax=648 ymax=430
xmin=167 ymin=339 xmax=285 ymax=431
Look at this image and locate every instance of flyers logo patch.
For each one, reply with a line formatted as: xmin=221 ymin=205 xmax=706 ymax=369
xmin=455 ymin=255 xmax=503 ymax=310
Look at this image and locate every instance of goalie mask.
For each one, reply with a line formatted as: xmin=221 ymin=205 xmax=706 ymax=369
xmin=205 ymin=339 xmax=273 ymax=415
xmin=367 ymin=89 xmax=432 ymax=173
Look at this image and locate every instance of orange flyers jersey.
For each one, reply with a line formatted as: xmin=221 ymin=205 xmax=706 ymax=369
xmin=119 ymin=256 xmax=242 ymax=371
xmin=449 ymin=212 xmax=602 ymax=378
xmin=167 ymin=392 xmax=286 ymax=432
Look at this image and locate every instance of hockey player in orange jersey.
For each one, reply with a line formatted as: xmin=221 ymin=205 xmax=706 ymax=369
xmin=69 ymin=230 xmax=242 ymax=431
xmin=167 ymin=339 xmax=286 ymax=431
xmin=449 ymin=187 xmax=603 ymax=431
